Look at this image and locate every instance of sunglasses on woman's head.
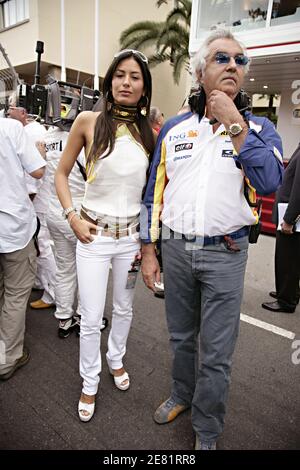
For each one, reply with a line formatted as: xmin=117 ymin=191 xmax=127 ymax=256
xmin=114 ymin=49 xmax=148 ymax=64
xmin=214 ymin=52 xmax=249 ymax=67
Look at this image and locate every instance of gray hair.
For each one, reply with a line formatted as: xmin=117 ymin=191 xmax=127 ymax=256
xmin=190 ymin=29 xmax=250 ymax=84
xmin=149 ymin=106 xmax=162 ymax=124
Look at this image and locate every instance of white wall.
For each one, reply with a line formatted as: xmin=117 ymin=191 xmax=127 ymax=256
xmin=277 ymin=86 xmax=300 ymax=160
xmin=0 ymin=0 xmax=39 ymax=66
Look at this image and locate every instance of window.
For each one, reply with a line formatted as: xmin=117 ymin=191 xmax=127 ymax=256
xmin=195 ymin=0 xmax=300 ymax=36
xmin=0 ymin=0 xmax=29 ymax=29
xmin=196 ymin=0 xmax=269 ymax=34
xmin=270 ymin=0 xmax=300 ymax=27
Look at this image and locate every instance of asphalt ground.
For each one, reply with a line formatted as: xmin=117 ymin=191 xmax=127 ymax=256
xmin=0 ymin=234 xmax=299 ymax=456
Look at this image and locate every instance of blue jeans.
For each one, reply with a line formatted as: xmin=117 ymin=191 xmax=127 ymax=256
xmin=162 ymin=232 xmax=248 ymax=442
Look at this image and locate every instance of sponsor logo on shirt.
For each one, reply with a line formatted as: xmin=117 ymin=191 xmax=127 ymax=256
xmin=221 ymin=149 xmax=234 ymax=158
xmin=175 ymin=143 xmax=193 ymax=152
xmin=220 ymin=130 xmax=229 ymax=136
xmin=173 ymin=154 xmax=192 ymax=162
xmin=45 ymin=140 xmax=63 ymax=152
xmin=169 ymin=130 xmax=198 ymax=142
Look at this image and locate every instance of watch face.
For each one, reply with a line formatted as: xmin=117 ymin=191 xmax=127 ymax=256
xmin=230 ymin=123 xmax=242 ymax=135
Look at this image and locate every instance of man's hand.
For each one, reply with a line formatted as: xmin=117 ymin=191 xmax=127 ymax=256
xmin=208 ymin=90 xmax=242 ymax=127
xmin=36 ymin=141 xmax=46 ymax=159
xmin=141 ymin=243 xmax=161 ymax=292
xmin=281 ymin=220 xmax=294 ymax=235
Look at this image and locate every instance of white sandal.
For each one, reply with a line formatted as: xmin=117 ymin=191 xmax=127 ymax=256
xmin=108 ymin=366 xmax=130 ymax=391
xmin=78 ymin=399 xmax=95 ymax=422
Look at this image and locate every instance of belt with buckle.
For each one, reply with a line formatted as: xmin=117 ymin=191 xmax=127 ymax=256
xmin=80 ymin=209 xmax=140 ymax=239
xmin=170 ymin=226 xmax=249 ymax=246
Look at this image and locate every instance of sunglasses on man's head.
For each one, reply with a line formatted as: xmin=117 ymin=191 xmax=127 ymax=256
xmin=114 ymin=49 xmax=148 ymax=64
xmin=8 ymin=106 xmax=25 ymax=111
xmin=214 ymin=52 xmax=249 ymax=67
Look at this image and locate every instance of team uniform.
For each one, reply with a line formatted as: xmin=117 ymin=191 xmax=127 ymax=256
xmin=142 ymin=111 xmax=283 ymax=444
xmin=25 ymin=121 xmax=56 ymax=306
xmin=0 ymin=119 xmax=46 ymax=378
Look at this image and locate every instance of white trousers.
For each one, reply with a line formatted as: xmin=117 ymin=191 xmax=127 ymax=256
xmin=76 ymin=234 xmax=140 ymax=396
xmin=35 ymin=213 xmax=56 ymax=304
xmin=47 ymin=211 xmax=81 ymax=320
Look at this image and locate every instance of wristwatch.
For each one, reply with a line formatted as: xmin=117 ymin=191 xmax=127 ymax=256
xmin=62 ymin=207 xmax=76 ymax=219
xmin=228 ymin=122 xmax=244 ymax=137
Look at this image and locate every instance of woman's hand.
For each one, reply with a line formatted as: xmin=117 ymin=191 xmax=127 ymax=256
xmin=69 ymin=214 xmax=98 ymax=243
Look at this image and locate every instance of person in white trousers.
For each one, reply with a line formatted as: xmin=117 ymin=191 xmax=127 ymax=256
xmin=7 ymin=101 xmax=56 ymax=309
xmin=44 ymin=126 xmax=108 ymax=338
xmin=55 ymin=49 xmax=155 ymax=422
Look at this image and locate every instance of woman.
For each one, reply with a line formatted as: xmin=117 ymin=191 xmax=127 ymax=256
xmin=55 ymin=49 xmax=155 ymax=422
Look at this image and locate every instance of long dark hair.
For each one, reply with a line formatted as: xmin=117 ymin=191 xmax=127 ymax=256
xmin=87 ymin=50 xmax=155 ymax=164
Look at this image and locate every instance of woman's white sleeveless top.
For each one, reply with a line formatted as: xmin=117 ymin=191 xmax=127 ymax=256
xmin=83 ymin=124 xmax=149 ymax=221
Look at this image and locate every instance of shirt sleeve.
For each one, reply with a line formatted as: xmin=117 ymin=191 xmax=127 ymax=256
xmin=235 ymin=115 xmax=284 ymax=195
xmin=140 ymin=135 xmax=167 ymax=244
xmin=16 ymin=124 xmax=46 ymax=174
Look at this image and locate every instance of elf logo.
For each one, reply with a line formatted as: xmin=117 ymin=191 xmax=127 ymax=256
xmin=175 ymin=143 xmax=193 ymax=152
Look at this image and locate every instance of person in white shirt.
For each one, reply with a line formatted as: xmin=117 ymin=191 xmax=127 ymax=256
xmin=55 ymin=50 xmax=155 ymax=422
xmin=0 ymin=118 xmax=46 ymax=380
xmin=7 ymin=101 xmax=56 ymax=309
xmin=141 ymin=30 xmax=284 ymax=450
xmin=44 ymin=126 xmax=108 ymax=338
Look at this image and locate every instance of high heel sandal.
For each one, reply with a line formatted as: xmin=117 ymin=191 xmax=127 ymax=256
xmin=78 ymin=395 xmax=95 ymax=422
xmin=108 ymin=366 xmax=130 ymax=391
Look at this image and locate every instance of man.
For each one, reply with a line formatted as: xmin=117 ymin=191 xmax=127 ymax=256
xmin=8 ymin=99 xmax=56 ymax=310
xmin=0 ymin=118 xmax=46 ymax=380
xmin=262 ymin=143 xmax=300 ymax=313
xmin=149 ymin=106 xmax=164 ymax=134
xmin=141 ymin=30 xmax=283 ymax=450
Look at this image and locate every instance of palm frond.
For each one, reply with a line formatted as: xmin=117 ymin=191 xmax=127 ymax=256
xmin=157 ymin=24 xmax=190 ymax=50
xmin=172 ymin=52 xmax=190 ymax=84
xmin=166 ymin=7 xmax=191 ymax=26
xmin=179 ymin=0 xmax=192 ymax=15
xmin=120 ymin=21 xmax=163 ymax=45
xmin=156 ymin=0 xmax=169 ymax=7
xmin=119 ymin=1 xmax=192 ymax=85
xmin=148 ymin=51 xmax=171 ymax=66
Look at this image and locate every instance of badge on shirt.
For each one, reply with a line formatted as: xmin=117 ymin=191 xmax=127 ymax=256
xmin=175 ymin=143 xmax=193 ymax=152
xmin=221 ymin=149 xmax=234 ymax=158
xmin=125 ymin=259 xmax=141 ymax=289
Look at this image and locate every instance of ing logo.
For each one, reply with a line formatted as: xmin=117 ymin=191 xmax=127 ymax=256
xmin=187 ymin=130 xmax=198 ymax=138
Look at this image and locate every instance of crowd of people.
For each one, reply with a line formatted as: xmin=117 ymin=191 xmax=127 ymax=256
xmin=0 ymin=30 xmax=299 ymax=450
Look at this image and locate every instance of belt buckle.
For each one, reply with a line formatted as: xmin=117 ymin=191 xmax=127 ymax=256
xmin=115 ymin=223 xmax=120 ymax=239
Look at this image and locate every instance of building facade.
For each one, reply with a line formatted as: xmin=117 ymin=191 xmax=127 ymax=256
xmin=0 ymin=0 xmax=188 ymax=118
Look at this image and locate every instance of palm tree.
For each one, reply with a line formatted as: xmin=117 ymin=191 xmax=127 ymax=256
xmin=119 ymin=0 xmax=191 ymax=84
